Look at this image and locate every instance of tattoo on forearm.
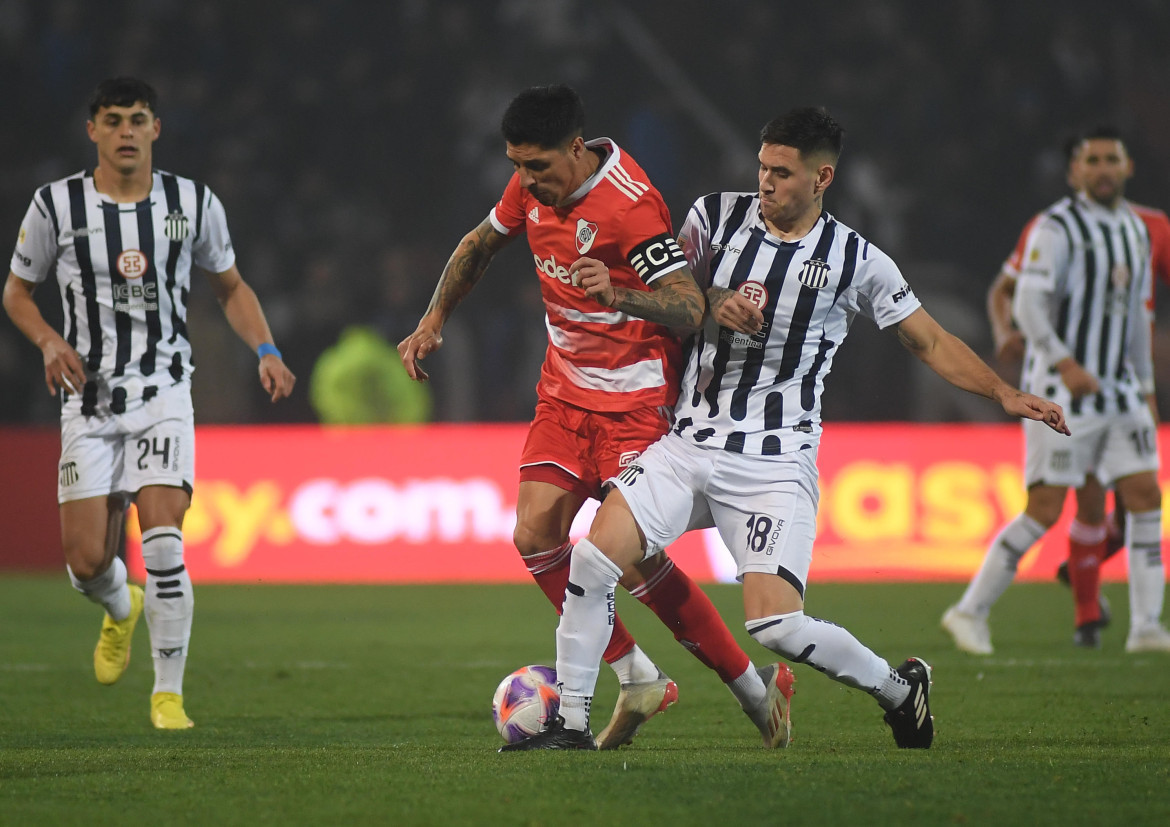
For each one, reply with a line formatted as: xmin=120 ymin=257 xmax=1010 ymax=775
xmin=425 ymin=224 xmax=498 ymax=316
xmin=611 ymin=285 xmax=703 ymax=329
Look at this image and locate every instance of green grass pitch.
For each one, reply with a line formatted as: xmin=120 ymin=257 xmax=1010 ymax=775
xmin=2 ymin=575 xmax=1169 ymax=826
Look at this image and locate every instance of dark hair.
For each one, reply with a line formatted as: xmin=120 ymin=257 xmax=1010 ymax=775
xmin=1059 ymin=132 xmax=1083 ymax=165
xmin=1080 ymin=124 xmax=1128 ymax=152
xmin=88 ymin=77 xmax=158 ymax=118
xmin=500 ymin=85 xmax=585 ymax=149
xmin=759 ymin=107 xmax=843 ymax=163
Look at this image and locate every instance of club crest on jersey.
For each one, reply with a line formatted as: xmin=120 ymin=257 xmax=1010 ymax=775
xmin=797 ymin=258 xmax=831 ymax=289
xmin=575 ymin=219 xmax=599 ymax=254
xmin=528 ymin=206 xmax=540 ymax=224
xmin=116 ymin=249 xmax=148 ymax=279
xmin=1111 ymin=263 xmax=1131 ymax=290
xmin=164 ymin=210 xmax=190 ymax=242
xmin=737 ymin=281 xmax=769 ymax=310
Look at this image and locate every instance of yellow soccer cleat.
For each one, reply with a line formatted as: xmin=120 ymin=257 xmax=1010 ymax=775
xmin=151 ymin=692 xmax=194 ymax=729
xmin=94 ymin=584 xmax=144 ymax=685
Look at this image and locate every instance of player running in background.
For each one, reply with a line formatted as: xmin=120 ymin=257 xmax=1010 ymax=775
xmin=3 ymin=77 xmax=295 ymax=729
xmin=970 ymin=131 xmax=1170 ymax=650
xmin=500 ymin=107 xmax=1068 ymax=752
xmin=397 ymin=85 xmax=790 ymax=750
xmin=944 ymin=127 xmax=1170 ymax=655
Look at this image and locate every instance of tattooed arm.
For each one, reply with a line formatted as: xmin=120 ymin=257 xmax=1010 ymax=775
xmin=397 ymin=218 xmax=513 ymax=381
xmin=569 ymin=258 xmax=705 ymax=331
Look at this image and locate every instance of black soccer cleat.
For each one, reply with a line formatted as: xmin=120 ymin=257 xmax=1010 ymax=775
xmin=498 ymin=716 xmax=597 ymax=752
xmin=883 ymin=657 xmax=934 ymax=749
xmin=1074 ymin=620 xmax=1104 ymax=649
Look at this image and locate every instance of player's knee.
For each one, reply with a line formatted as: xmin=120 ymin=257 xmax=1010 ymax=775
xmin=512 ymin=523 xmax=561 ymax=558
xmin=746 ymin=611 xmax=808 ymax=660
xmin=65 ymin=553 xmax=107 ymax=582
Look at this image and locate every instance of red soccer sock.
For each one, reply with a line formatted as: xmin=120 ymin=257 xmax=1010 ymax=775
xmin=523 ymin=541 xmax=636 ymax=664
xmin=1067 ymin=520 xmax=1106 ymax=627
xmin=629 ymin=557 xmax=751 ymax=682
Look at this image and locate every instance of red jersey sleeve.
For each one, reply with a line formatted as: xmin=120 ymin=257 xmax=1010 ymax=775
xmin=1002 ymin=214 xmax=1041 ymax=278
xmin=488 ymin=173 xmax=529 ymax=237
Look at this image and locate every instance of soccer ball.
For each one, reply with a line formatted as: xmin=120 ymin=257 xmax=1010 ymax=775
xmin=492 ymin=664 xmax=560 ymax=743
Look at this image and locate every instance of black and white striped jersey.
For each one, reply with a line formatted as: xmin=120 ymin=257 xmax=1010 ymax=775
xmin=673 ymin=192 xmax=920 ymax=456
xmin=10 ymin=169 xmax=236 ymax=417
xmin=1014 ymin=193 xmax=1153 ymax=417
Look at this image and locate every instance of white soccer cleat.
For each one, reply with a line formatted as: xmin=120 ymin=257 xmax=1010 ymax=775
xmin=1125 ymin=624 xmax=1170 ymax=653
xmin=941 ymin=605 xmax=993 ymax=655
xmin=595 ymin=670 xmax=678 ymax=750
xmin=750 ymin=662 xmax=795 ymax=748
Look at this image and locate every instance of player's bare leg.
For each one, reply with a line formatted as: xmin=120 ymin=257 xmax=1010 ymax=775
xmin=63 ymin=495 xmax=144 ymax=686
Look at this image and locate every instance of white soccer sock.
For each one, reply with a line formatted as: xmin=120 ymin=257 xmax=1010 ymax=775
xmin=556 ymin=539 xmax=623 ymax=732
xmin=726 ymin=663 xmax=767 ymax=713
xmin=609 ymin=645 xmax=660 ymax=685
xmin=141 ymin=526 xmax=194 ymax=696
xmin=1126 ymin=510 xmax=1165 ymax=630
xmin=956 ymin=513 xmax=1047 ymax=617
xmin=68 ymin=556 xmax=131 ymax=620
xmin=747 ymin=611 xmax=891 ymax=700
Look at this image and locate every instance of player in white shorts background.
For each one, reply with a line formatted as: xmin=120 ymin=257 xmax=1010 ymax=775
xmin=501 ymin=107 xmax=1069 ymax=752
xmin=943 ymin=127 xmax=1170 ymax=656
xmin=4 ymin=77 xmax=295 ymax=729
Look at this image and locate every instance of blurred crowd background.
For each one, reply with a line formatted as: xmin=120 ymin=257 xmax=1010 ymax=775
xmin=3 ymin=0 xmax=1169 ymax=426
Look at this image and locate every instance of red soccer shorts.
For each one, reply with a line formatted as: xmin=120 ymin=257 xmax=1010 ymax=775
xmin=519 ymin=399 xmax=671 ymax=501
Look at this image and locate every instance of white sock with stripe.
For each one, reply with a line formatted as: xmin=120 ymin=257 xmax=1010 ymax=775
xmin=556 ymin=539 xmax=623 ymax=732
xmin=141 ymin=527 xmax=194 ymax=696
xmin=1126 ymin=510 xmax=1165 ymax=631
xmin=957 ymin=513 xmax=1046 ymax=617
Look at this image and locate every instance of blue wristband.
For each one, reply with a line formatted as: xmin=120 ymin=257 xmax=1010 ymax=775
xmin=257 ymin=343 xmax=281 ymax=360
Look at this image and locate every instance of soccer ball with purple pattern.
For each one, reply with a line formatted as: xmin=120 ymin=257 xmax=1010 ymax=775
xmin=492 ymin=664 xmax=560 ymax=743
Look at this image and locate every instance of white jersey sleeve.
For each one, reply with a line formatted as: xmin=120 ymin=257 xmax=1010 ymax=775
xmin=679 ymin=198 xmax=714 ymax=290
xmin=853 ymin=244 xmax=920 ymax=329
xmin=192 ymin=188 xmax=236 ymax=274
xmin=1013 ymin=220 xmax=1073 ymax=367
xmin=10 ymin=193 xmax=58 ymax=284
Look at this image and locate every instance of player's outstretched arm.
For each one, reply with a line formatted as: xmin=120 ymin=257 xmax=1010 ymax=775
xmin=570 ymin=259 xmax=704 ymax=331
xmin=896 ymin=306 xmax=1070 ymax=435
xmin=205 ymin=264 xmax=295 ymax=402
xmin=398 ymin=219 xmax=512 ymax=381
xmin=3 ymin=271 xmax=86 ymax=396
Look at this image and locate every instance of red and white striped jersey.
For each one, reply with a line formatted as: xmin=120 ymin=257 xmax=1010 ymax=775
xmin=489 ymin=138 xmax=688 ymax=412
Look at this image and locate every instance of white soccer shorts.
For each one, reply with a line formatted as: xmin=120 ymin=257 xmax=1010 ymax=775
xmin=1023 ymin=405 xmax=1160 ymax=489
xmin=57 ymin=382 xmax=195 ymax=503
xmin=607 ymin=433 xmax=820 ymax=592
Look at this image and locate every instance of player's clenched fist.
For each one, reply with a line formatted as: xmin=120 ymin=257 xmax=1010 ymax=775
xmin=569 ymin=257 xmax=616 ymax=307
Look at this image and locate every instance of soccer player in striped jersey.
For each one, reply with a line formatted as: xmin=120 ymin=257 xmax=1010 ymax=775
xmin=981 ymin=134 xmax=1170 ymax=649
xmin=945 ymin=127 xmax=1170 ymax=655
xmin=398 ymin=86 xmax=789 ymax=750
xmin=3 ymin=77 xmax=295 ymax=729
xmin=501 ymin=107 xmax=1068 ymax=751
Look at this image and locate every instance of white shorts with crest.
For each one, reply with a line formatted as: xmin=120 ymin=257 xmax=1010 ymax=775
xmin=607 ymin=433 xmax=820 ymax=597
xmin=57 ymin=382 xmax=195 ymax=503
xmin=1023 ymin=406 xmax=1159 ymax=489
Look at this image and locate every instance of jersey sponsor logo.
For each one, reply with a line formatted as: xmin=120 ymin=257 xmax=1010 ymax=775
xmin=737 ymin=281 xmax=769 ymax=309
xmin=63 ymin=227 xmax=104 ymax=239
xmin=575 ymin=219 xmax=599 ymax=254
xmin=113 ymin=281 xmax=159 ymax=312
xmin=1111 ymin=263 xmax=1131 ymax=290
xmin=164 ymin=211 xmax=190 ymax=242
xmin=14 ymin=251 xmax=31 ymax=268
xmin=116 ymin=249 xmax=148 ymax=279
xmin=797 ymin=258 xmax=831 ymax=289
xmin=528 ymin=206 xmax=540 ymax=224
xmin=892 ymin=284 xmax=914 ymax=303
xmin=59 ymin=461 xmax=79 ymax=487
xmin=628 ymin=233 xmax=685 ymax=279
xmin=18 ymin=226 xmax=25 ymax=245
xmin=533 ymin=252 xmax=573 ymax=284
xmin=617 ymin=450 xmax=640 ymax=468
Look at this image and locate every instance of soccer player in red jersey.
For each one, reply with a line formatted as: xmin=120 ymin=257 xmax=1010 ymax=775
xmin=980 ymin=134 xmax=1170 ymax=649
xmin=398 ymin=86 xmax=791 ymax=749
